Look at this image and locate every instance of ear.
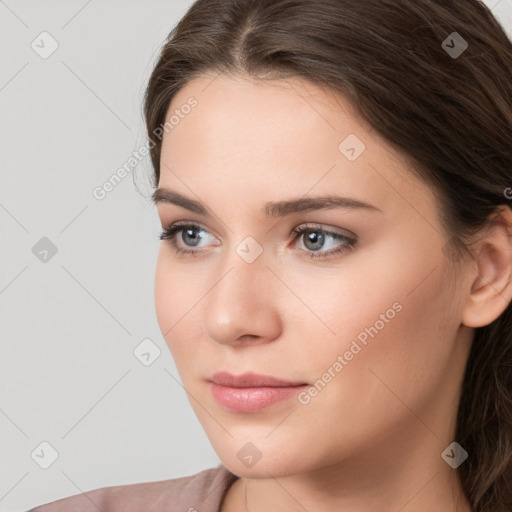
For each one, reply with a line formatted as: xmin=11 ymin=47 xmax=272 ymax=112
xmin=461 ymin=205 xmax=512 ymax=328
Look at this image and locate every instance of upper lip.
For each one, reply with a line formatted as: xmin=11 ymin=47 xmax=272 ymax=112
xmin=208 ymin=371 xmax=307 ymax=388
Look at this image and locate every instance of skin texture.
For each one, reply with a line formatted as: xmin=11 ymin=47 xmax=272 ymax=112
xmin=153 ymin=74 xmax=512 ymax=512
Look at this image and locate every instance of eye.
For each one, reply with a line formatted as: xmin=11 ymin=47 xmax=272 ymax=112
xmin=159 ymin=222 xmax=217 ymax=256
xmin=290 ymin=224 xmax=356 ymax=260
xmin=159 ymin=221 xmax=357 ymax=260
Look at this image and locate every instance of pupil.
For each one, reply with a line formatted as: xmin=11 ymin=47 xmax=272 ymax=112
xmin=183 ymin=228 xmax=201 ymax=247
xmin=305 ymin=231 xmax=324 ymax=251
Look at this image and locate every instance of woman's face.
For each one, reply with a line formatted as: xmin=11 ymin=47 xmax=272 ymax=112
xmin=154 ymin=74 xmax=474 ymax=479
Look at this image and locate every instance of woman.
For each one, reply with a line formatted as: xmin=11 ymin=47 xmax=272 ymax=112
xmin=28 ymin=0 xmax=512 ymax=511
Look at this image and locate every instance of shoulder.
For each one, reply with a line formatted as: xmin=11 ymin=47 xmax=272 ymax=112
xmin=27 ymin=464 xmax=238 ymax=512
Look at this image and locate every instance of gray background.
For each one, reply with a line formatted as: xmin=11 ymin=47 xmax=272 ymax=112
xmin=1 ymin=1 xmax=511 ymax=511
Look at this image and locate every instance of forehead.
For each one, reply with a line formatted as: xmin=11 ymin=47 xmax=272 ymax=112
xmin=158 ymin=74 xmax=434 ymax=222
xmin=165 ymin=74 xmax=363 ymax=154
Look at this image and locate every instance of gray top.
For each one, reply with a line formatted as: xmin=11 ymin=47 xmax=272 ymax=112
xmin=26 ymin=464 xmax=239 ymax=512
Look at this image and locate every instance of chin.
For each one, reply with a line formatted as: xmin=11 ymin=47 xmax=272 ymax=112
xmin=222 ymin=457 xmax=302 ymax=479
xmin=212 ymin=439 xmax=315 ymax=479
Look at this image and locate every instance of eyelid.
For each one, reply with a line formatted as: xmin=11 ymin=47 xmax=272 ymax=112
xmin=292 ymin=222 xmax=356 ymax=239
xmin=159 ymin=220 xmax=357 ymax=260
xmin=160 ymin=219 xmax=354 ymax=240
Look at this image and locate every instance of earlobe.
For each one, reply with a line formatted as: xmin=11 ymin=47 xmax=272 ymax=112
xmin=461 ymin=205 xmax=512 ymax=328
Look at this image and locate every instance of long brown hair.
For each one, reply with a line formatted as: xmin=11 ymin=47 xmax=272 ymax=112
xmin=143 ymin=1 xmax=512 ymax=509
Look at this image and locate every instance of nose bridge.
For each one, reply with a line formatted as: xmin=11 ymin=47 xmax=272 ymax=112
xmin=203 ymin=239 xmax=281 ymax=344
xmin=217 ymin=231 xmax=271 ymax=298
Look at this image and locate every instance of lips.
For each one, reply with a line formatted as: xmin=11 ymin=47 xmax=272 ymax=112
xmin=207 ymin=372 xmax=309 ymax=413
xmin=208 ymin=371 xmax=307 ymax=388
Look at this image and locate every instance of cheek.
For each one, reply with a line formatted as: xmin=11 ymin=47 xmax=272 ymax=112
xmin=154 ymin=250 xmax=175 ymax=335
xmin=295 ymin=230 xmax=448 ymax=368
xmin=154 ymin=249 xmax=202 ymax=362
xmin=300 ymin=248 xmax=456 ymax=431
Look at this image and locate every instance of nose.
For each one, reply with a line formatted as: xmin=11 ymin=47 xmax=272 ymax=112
xmin=203 ymin=246 xmax=282 ymax=347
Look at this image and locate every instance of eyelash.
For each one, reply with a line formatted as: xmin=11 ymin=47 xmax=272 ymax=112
xmin=158 ymin=222 xmax=357 ymax=260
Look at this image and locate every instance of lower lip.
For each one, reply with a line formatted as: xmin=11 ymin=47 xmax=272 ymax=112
xmin=210 ymin=383 xmax=308 ymax=413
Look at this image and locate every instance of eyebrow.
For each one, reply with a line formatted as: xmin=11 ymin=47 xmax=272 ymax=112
xmin=151 ymin=187 xmax=382 ymax=218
